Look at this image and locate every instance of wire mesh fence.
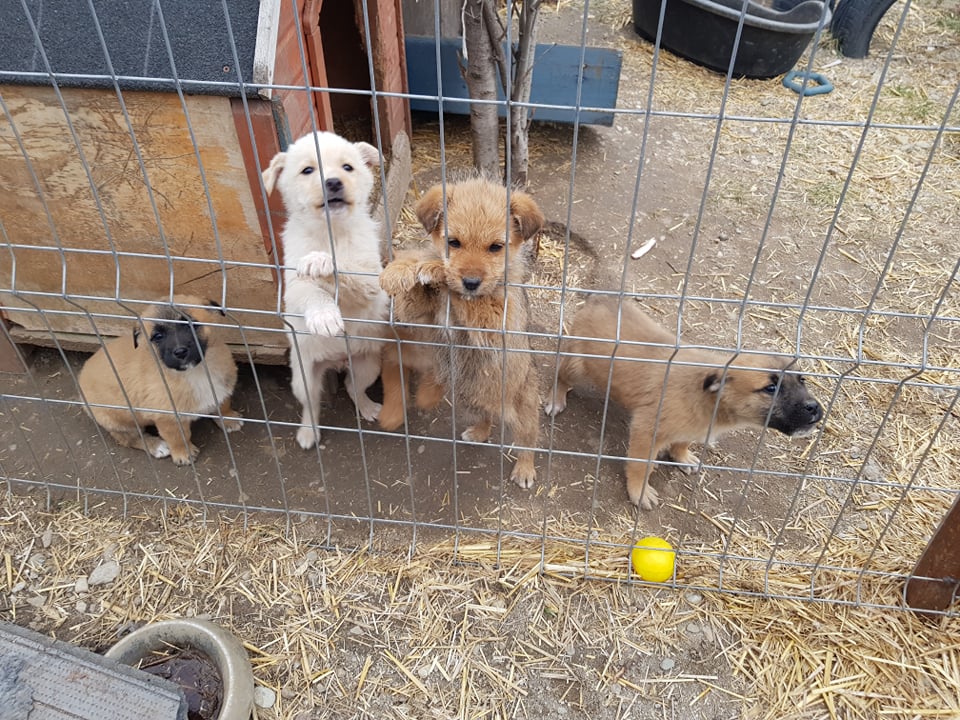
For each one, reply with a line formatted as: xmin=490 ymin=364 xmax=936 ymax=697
xmin=1 ymin=0 xmax=958 ymax=618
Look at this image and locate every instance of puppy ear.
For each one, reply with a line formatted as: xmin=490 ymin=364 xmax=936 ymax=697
xmin=510 ymin=191 xmax=545 ymax=241
xmin=355 ymin=142 xmax=381 ymax=168
xmin=132 ymin=327 xmax=140 ymax=348
xmin=207 ymin=299 xmax=226 ymax=316
xmin=416 ymin=185 xmax=447 ymax=233
xmin=261 ymin=151 xmax=287 ymax=195
xmin=703 ymin=373 xmax=723 ymax=393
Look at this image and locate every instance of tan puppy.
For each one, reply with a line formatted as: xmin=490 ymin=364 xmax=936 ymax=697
xmin=78 ymin=296 xmax=242 ymax=465
xmin=545 ymin=297 xmax=823 ymax=509
xmin=380 ymin=177 xmax=544 ymax=488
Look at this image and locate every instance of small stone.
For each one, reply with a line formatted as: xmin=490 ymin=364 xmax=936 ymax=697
xmin=701 ymin=624 xmax=716 ymax=643
xmin=28 ymin=553 xmax=46 ymax=569
xmin=101 ymin=543 xmax=118 ymax=561
xmin=685 ymin=592 xmax=703 ymax=606
xmin=26 ymin=595 xmax=45 ymax=608
xmin=76 ymin=601 xmax=87 ymax=613
xmin=12 ymin=582 xmax=26 ymax=594
xmin=254 ymin=686 xmax=276 ymax=709
xmin=416 ymin=664 xmax=432 ymax=679
xmin=74 ymin=577 xmax=89 ymax=594
xmin=41 ymin=527 xmax=54 ymax=548
xmin=87 ymin=560 xmax=120 ymax=586
xmin=685 ymin=621 xmax=702 ymax=636
xmin=717 ymin=232 xmax=729 ymax=242
xmin=660 ymin=658 xmax=676 ymax=671
xmin=417 ymin=444 xmax=426 ymax=454
xmin=280 ymin=688 xmax=297 ymax=700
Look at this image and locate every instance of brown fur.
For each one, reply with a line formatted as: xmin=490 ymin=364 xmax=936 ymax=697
xmin=380 ymin=177 xmax=545 ymax=488
xmin=78 ymin=296 xmax=242 ymax=465
xmin=546 ymin=297 xmax=823 ymax=509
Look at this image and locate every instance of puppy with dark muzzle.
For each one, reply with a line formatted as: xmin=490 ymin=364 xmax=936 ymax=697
xmin=545 ymin=297 xmax=823 ymax=509
xmin=78 ymin=295 xmax=242 ymax=465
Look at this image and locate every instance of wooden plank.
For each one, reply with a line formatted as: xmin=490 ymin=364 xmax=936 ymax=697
xmin=0 ymin=85 xmax=282 ymax=349
xmin=405 ymin=36 xmax=622 ymax=126
xmin=7 ymin=325 xmax=289 ymax=365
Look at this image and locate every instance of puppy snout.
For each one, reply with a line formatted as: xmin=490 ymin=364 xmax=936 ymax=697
xmin=325 ymin=178 xmax=344 ymax=195
xmin=462 ymin=277 xmax=482 ymax=292
xmin=805 ymin=399 xmax=823 ymax=421
xmin=173 ymin=346 xmax=190 ymax=360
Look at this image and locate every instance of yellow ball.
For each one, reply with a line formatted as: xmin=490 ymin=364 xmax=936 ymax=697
xmin=630 ymin=536 xmax=676 ymax=582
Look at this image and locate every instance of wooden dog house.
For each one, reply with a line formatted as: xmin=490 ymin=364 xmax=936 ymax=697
xmin=0 ymin=0 xmax=410 ymax=368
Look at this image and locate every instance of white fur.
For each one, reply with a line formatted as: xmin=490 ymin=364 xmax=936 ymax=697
xmin=263 ymin=131 xmax=388 ymax=448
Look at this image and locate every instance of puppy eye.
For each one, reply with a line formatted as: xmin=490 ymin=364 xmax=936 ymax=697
xmin=342 ymin=163 xmax=354 ymax=172
xmin=150 ymin=329 xmax=165 ymax=343
xmin=301 ymin=167 xmax=314 ymax=175
xmin=488 ymin=243 xmax=504 ymax=253
xmin=798 ymin=376 xmax=807 ymax=385
xmin=448 ymin=238 xmax=461 ymax=249
xmin=763 ymin=383 xmax=779 ymax=394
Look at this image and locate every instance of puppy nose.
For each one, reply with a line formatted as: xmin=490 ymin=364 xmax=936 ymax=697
xmin=173 ymin=346 xmax=189 ymax=359
xmin=806 ymin=400 xmax=823 ymax=419
xmin=462 ymin=277 xmax=481 ymax=292
xmin=325 ymin=178 xmax=343 ymax=193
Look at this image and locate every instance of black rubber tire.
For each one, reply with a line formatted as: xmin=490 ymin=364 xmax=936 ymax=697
xmin=830 ymin=0 xmax=899 ymax=58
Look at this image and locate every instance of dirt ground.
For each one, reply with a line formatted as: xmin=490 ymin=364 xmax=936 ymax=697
xmin=3 ymin=0 xmax=960 ymax=718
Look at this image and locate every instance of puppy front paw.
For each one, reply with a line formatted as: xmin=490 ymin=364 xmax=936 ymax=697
xmin=171 ymin=443 xmax=200 ymax=466
xmin=380 ymin=263 xmax=419 ymax=296
xmin=297 ymin=425 xmax=320 ymax=449
xmin=147 ymin=437 xmax=171 ymax=459
xmin=630 ymin=483 xmax=660 ymax=511
xmin=304 ymin=304 xmax=345 ymax=336
xmin=416 ymin=259 xmax=447 ymax=287
xmin=355 ymin=397 xmax=382 ymax=423
xmin=218 ymin=415 xmax=244 ymax=433
xmin=543 ymin=396 xmax=567 ymax=416
xmin=297 ymin=251 xmax=335 ymax=279
xmin=510 ymin=458 xmax=537 ymax=490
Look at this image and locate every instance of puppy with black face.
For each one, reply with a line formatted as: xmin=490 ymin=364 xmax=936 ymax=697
xmin=545 ymin=296 xmax=823 ymax=509
xmin=78 ymin=295 xmax=242 ymax=465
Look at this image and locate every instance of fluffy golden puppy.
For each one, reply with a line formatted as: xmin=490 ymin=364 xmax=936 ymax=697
xmin=78 ymin=296 xmax=242 ymax=465
xmin=380 ymin=177 xmax=544 ymax=488
xmin=545 ymin=297 xmax=823 ymax=509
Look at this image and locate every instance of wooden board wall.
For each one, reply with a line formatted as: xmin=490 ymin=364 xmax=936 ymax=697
xmin=0 ymin=85 xmax=286 ymax=359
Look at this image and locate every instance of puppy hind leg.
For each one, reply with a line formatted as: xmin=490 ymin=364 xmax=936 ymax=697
xmin=667 ymin=442 xmax=700 ymax=474
xmin=378 ymin=345 xmax=408 ymax=431
xmin=216 ymin=397 xmax=244 ymax=433
xmin=291 ymin=352 xmax=323 ymax=449
xmin=414 ymin=368 xmax=444 ymax=411
xmin=108 ymin=428 xmax=171 ymax=459
xmin=544 ymin=355 xmax=579 ymax=416
xmin=625 ymin=416 xmax=662 ymax=510
xmin=155 ymin=416 xmax=198 ymax=466
xmin=505 ymin=389 xmax=540 ymax=490
xmin=344 ymin=352 xmax=383 ymax=422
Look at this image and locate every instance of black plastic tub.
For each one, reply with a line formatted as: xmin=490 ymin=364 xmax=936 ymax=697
xmin=632 ymin=0 xmax=831 ymax=79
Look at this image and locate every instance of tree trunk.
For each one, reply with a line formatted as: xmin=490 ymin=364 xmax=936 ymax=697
xmin=462 ymin=0 xmax=501 ymax=178
xmin=508 ymin=0 xmax=541 ymax=188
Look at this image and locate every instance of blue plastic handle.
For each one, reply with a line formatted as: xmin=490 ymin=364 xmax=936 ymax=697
xmin=782 ymin=70 xmax=834 ymax=96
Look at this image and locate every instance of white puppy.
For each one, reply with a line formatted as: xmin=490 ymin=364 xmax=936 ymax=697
xmin=262 ymin=131 xmax=388 ymax=449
